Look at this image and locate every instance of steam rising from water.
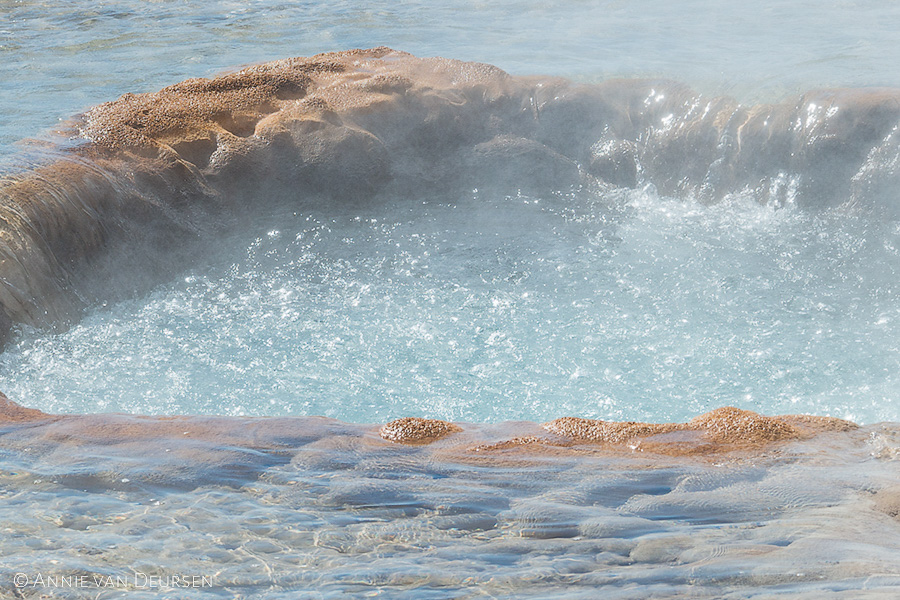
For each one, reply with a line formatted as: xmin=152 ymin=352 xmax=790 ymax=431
xmin=3 ymin=6 xmax=900 ymax=597
xmin=3 ymin=185 xmax=898 ymax=424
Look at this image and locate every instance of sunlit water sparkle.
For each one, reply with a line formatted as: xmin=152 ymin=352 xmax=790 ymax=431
xmin=3 ymin=187 xmax=898 ymax=424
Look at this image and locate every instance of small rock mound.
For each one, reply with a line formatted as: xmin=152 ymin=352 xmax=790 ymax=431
xmin=873 ymin=486 xmax=900 ymax=519
xmin=543 ymin=418 xmax=681 ymax=444
xmin=380 ymin=417 xmax=462 ymax=444
xmin=688 ymin=406 xmax=801 ymax=444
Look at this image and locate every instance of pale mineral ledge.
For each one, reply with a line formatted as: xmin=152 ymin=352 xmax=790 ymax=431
xmin=0 ymin=389 xmax=871 ymax=461
xmin=4 ymin=392 xmax=900 ymax=595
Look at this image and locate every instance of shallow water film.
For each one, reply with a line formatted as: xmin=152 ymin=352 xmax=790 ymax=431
xmin=0 ymin=415 xmax=899 ymax=599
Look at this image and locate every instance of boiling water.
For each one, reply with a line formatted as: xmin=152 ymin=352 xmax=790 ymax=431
xmin=2 ymin=188 xmax=899 ymax=424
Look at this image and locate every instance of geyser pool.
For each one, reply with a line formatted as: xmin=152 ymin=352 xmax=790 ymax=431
xmin=3 ymin=41 xmax=900 ymax=599
xmin=2 ymin=184 xmax=897 ymax=424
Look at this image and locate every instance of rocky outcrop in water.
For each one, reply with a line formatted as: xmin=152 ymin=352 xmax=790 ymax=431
xmin=3 ymin=47 xmax=900 ymax=343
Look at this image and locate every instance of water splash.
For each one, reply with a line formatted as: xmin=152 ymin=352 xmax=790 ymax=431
xmin=3 ymin=186 xmax=898 ymax=424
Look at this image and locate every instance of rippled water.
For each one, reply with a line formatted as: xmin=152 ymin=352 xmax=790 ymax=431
xmin=1 ymin=415 xmax=900 ymax=599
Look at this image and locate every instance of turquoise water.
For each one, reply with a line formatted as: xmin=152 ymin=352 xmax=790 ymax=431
xmin=4 ymin=3 xmax=900 ymax=599
xmin=2 ymin=0 xmax=900 ymax=424
xmin=3 ymin=189 xmax=899 ymax=424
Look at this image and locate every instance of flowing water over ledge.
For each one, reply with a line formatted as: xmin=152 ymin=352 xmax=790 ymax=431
xmin=0 ymin=400 xmax=899 ymax=599
xmin=0 ymin=401 xmax=899 ymax=598
xmin=2 ymin=48 xmax=900 ymax=426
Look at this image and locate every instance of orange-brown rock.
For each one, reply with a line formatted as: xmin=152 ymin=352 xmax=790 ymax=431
xmin=873 ymin=485 xmax=900 ymax=519
xmin=0 ymin=391 xmax=53 ymax=424
xmin=542 ymin=407 xmax=857 ymax=455
xmin=380 ymin=417 xmax=462 ymax=444
xmin=0 ymin=394 xmax=863 ymax=462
